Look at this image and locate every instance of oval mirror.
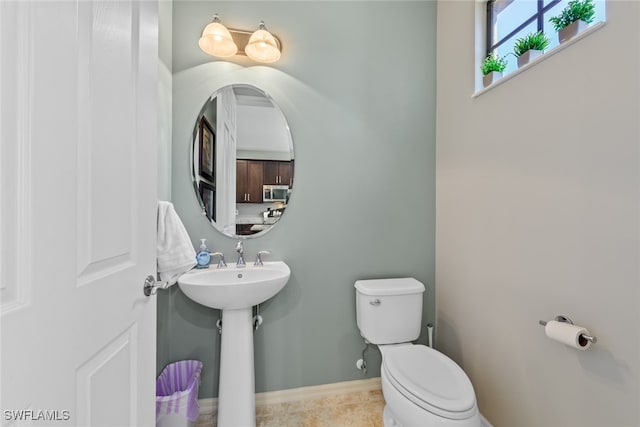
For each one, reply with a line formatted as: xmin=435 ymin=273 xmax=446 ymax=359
xmin=191 ymin=84 xmax=294 ymax=238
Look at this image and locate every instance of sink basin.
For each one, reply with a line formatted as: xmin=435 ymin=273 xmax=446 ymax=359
xmin=178 ymin=261 xmax=290 ymax=310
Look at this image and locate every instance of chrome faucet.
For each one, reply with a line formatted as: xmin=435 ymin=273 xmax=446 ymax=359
xmin=210 ymin=252 xmax=227 ymax=269
xmin=235 ymin=241 xmax=246 ymax=267
xmin=254 ymin=250 xmax=271 ymax=266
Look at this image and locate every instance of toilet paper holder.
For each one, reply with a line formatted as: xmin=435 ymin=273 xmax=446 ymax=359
xmin=538 ymin=315 xmax=597 ymax=344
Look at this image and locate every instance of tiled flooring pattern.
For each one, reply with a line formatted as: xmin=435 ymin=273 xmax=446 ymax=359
xmin=196 ymin=388 xmax=385 ymax=427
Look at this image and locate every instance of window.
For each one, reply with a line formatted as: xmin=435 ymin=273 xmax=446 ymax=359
xmin=486 ymin=0 xmax=606 ymax=75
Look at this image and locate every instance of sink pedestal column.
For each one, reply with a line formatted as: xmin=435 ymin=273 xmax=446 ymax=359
xmin=217 ymin=307 xmax=255 ymax=427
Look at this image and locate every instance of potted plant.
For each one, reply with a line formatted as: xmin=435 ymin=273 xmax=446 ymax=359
xmin=549 ymin=0 xmax=595 ymax=43
xmin=513 ymin=31 xmax=550 ymax=67
xmin=480 ymin=54 xmax=508 ymax=87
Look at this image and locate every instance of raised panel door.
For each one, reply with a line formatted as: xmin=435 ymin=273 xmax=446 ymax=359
xmin=0 ymin=2 xmax=157 ymax=425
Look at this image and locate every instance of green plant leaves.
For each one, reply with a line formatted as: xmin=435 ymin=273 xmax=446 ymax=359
xmin=480 ymin=54 xmax=508 ymax=75
xmin=549 ymin=0 xmax=595 ymax=31
xmin=513 ymin=31 xmax=550 ymax=57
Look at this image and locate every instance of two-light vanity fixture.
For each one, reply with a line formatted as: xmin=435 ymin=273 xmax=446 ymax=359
xmin=198 ymin=14 xmax=282 ymax=64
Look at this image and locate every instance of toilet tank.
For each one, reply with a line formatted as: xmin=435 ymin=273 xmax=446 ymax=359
xmin=355 ymin=278 xmax=425 ymax=345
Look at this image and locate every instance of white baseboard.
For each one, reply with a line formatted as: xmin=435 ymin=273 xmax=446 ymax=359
xmin=197 ymin=398 xmax=217 ymax=418
xmin=480 ymin=414 xmax=494 ymax=427
xmin=198 ymin=377 xmax=382 ymax=417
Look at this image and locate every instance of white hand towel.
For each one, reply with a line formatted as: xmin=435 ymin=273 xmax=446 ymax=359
xmin=157 ymin=201 xmax=197 ymax=285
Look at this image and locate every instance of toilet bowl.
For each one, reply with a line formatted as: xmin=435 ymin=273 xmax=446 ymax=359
xmin=354 ymin=278 xmax=481 ymax=427
xmin=379 ymin=344 xmax=480 ymax=427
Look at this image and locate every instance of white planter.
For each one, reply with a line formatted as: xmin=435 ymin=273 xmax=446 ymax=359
xmin=482 ymin=71 xmax=502 ymax=88
xmin=558 ymin=20 xmax=589 ymax=43
xmin=517 ymin=49 xmax=543 ymax=68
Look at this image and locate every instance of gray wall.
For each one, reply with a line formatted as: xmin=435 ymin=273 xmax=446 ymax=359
xmin=157 ymin=0 xmax=173 ymax=367
xmin=159 ymin=1 xmax=437 ymax=398
xmin=436 ymin=2 xmax=639 ymax=426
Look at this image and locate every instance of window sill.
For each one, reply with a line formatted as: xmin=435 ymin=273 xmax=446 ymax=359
xmin=472 ymin=21 xmax=606 ymax=98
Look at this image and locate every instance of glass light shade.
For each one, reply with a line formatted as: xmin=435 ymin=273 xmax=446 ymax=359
xmin=245 ymin=28 xmax=281 ymax=63
xmin=199 ymin=21 xmax=238 ymax=58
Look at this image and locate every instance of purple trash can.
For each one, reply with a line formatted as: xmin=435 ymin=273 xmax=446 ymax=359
xmin=156 ymin=360 xmax=203 ymax=427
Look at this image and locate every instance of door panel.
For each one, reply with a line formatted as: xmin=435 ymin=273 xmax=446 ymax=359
xmin=76 ymin=326 xmax=138 ymax=427
xmin=76 ymin=0 xmax=136 ymax=282
xmin=1 ymin=1 xmax=158 ymax=425
xmin=0 ymin=0 xmax=32 ymax=316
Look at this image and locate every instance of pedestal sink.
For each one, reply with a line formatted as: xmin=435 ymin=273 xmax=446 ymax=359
xmin=178 ymin=261 xmax=290 ymax=427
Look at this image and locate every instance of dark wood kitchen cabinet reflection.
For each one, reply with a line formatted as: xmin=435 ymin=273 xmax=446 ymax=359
xmin=236 ymin=160 xmax=264 ymax=203
xmin=263 ymin=160 xmax=294 ymax=186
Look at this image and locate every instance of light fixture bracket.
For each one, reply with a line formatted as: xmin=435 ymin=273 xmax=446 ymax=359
xmin=228 ymin=28 xmax=282 ymax=57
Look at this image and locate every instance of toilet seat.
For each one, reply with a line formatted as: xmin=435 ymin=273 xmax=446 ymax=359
xmin=382 ymin=345 xmax=477 ymax=420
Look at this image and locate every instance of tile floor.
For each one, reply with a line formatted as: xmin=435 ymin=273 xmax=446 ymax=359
xmin=196 ymin=388 xmax=385 ymax=427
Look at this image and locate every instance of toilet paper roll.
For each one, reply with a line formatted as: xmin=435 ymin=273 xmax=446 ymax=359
xmin=544 ymin=320 xmax=592 ymax=350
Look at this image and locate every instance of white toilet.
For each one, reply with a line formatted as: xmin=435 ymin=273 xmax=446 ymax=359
xmin=355 ymin=278 xmax=482 ymax=427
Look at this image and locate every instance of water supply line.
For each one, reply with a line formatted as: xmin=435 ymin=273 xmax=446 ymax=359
xmin=217 ymin=306 xmax=264 ymax=335
xmin=356 ymin=339 xmax=370 ymax=375
xmin=216 ymin=304 xmax=264 ymax=335
xmin=253 ymin=304 xmax=263 ymax=331
xmin=427 ymin=323 xmax=434 ymax=348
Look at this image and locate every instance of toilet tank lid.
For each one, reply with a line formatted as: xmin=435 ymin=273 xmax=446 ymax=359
xmin=354 ymin=278 xmax=425 ymax=296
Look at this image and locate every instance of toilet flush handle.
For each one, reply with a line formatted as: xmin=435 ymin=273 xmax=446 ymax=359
xmin=369 ymin=299 xmax=381 ymax=306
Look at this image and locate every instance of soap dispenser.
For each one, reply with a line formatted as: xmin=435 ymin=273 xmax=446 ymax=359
xmin=195 ymin=238 xmax=211 ymax=269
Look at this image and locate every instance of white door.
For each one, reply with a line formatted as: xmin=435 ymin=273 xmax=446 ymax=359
xmin=215 ymin=87 xmax=237 ymax=235
xmin=1 ymin=1 xmax=158 ymax=426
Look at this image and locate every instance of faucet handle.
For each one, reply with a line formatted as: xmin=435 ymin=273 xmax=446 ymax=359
xmin=235 ymin=241 xmax=244 ymax=254
xmin=254 ymin=250 xmax=271 ymax=266
xmin=210 ymin=252 xmax=227 ymax=268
